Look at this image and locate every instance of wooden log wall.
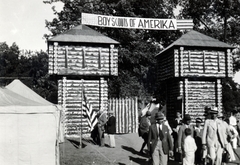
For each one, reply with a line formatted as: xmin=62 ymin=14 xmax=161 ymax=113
xmin=108 ymin=97 xmax=138 ymax=134
xmin=156 ymin=49 xmax=175 ymax=81
xmin=58 ymin=77 xmax=108 ymax=137
xmin=48 ymin=43 xmax=118 ymax=76
xmin=184 ymin=79 xmax=220 ymax=122
xmin=157 ymin=47 xmax=233 ymax=82
xmin=166 ymin=78 xmax=222 ymax=126
xmin=179 ymin=48 xmax=233 ymax=78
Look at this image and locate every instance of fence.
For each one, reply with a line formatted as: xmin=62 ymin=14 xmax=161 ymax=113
xmin=108 ymin=97 xmax=139 ymax=134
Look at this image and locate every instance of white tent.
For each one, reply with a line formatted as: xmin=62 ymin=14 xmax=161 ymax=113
xmin=0 ymin=79 xmax=63 ymax=165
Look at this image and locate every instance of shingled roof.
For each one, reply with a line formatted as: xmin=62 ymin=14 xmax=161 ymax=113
xmin=48 ymin=25 xmax=119 ymax=44
xmin=157 ymin=30 xmax=234 ymax=56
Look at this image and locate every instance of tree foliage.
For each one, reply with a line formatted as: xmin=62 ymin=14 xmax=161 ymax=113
xmin=0 ymin=42 xmax=58 ymax=103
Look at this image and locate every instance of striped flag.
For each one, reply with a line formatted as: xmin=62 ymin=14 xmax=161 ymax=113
xmin=82 ymin=90 xmax=98 ymax=131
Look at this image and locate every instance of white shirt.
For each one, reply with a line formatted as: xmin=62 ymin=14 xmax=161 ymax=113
xmin=229 ymin=116 xmax=237 ymax=126
xmin=158 ymin=124 xmax=162 ymax=131
xmin=184 ymin=135 xmax=197 ymax=153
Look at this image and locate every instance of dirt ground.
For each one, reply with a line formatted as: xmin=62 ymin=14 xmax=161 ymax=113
xmin=59 ymin=133 xmax=240 ymax=165
xmin=59 ymin=133 xmax=177 ymax=165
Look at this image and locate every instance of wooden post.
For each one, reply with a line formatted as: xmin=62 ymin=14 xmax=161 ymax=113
xmin=79 ymin=79 xmax=84 ymax=148
xmin=135 ymin=97 xmax=138 ymax=133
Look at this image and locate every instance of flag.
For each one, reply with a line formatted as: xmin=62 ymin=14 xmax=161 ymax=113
xmin=82 ymin=90 xmax=98 ymax=131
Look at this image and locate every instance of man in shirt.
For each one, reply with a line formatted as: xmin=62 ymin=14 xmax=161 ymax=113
xmin=202 ymin=107 xmax=227 ymax=165
xmin=148 ymin=112 xmax=173 ymax=165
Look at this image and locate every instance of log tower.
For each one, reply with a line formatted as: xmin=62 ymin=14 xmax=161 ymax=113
xmin=156 ymin=30 xmax=234 ymax=125
xmin=47 ymin=25 xmax=119 ymax=137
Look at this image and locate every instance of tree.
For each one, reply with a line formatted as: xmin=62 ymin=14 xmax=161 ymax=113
xmin=0 ymin=42 xmax=20 ymax=80
xmin=0 ymin=42 xmax=58 ymax=103
xmin=44 ymin=0 xmax=181 ymax=99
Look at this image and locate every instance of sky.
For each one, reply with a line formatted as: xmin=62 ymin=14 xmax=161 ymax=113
xmin=0 ymin=1 xmax=240 ymax=84
xmin=0 ymin=0 xmax=64 ymax=52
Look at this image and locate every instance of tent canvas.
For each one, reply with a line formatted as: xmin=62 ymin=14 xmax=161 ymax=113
xmin=0 ymin=79 xmax=62 ymax=165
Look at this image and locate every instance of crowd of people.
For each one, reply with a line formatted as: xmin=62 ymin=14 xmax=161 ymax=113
xmin=138 ymin=106 xmax=240 ymax=165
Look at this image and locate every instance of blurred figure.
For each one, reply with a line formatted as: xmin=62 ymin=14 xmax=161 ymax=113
xmin=173 ymin=111 xmax=182 ymax=130
xmin=229 ymin=110 xmax=238 ymax=149
xmin=183 ymin=128 xmax=197 ymax=165
xmin=106 ymin=110 xmax=116 ymax=148
xmin=172 ymin=111 xmax=182 ymax=161
xmin=204 ymin=106 xmax=212 ymax=119
xmin=218 ymin=112 xmax=236 ymax=162
xmin=164 ymin=116 xmax=173 ymax=135
xmin=178 ymin=114 xmax=194 ymax=163
xmin=139 ymin=111 xmax=151 ymax=154
xmin=236 ymin=110 xmax=240 ymax=147
xmin=226 ymin=118 xmax=238 ymax=149
xmin=229 ymin=110 xmax=237 ymax=129
xmin=194 ymin=118 xmax=203 ymax=165
xmin=97 ymin=110 xmax=108 ymax=147
xmin=202 ymin=107 xmax=228 ymax=165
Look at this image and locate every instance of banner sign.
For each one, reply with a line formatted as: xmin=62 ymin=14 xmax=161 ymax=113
xmin=82 ymin=13 xmax=193 ymax=30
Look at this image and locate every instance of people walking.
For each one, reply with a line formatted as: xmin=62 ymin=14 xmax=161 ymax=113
xmin=202 ymin=107 xmax=228 ymax=165
xmin=229 ymin=110 xmax=238 ymax=149
xmin=147 ymin=112 xmax=173 ymax=165
xmin=178 ymin=114 xmax=194 ymax=163
xmin=218 ymin=112 xmax=236 ymax=162
xmin=106 ymin=110 xmax=116 ymax=148
xmin=194 ymin=118 xmax=203 ymax=165
xmin=139 ymin=111 xmax=151 ymax=154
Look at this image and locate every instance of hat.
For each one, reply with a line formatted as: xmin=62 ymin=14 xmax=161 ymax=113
xmin=204 ymin=106 xmax=211 ymax=116
xmin=155 ymin=112 xmax=165 ymax=120
xmin=176 ymin=111 xmax=181 ymax=115
xmin=184 ymin=114 xmax=191 ymax=121
xmin=209 ymin=107 xmax=218 ymax=114
xmin=146 ymin=111 xmax=151 ymax=116
xmin=196 ymin=118 xmax=202 ymax=123
xmin=217 ymin=112 xmax=224 ymax=118
xmin=108 ymin=110 xmax=114 ymax=114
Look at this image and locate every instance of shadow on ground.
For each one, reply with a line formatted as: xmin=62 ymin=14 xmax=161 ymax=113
xmin=121 ymin=145 xmax=148 ymax=157
xmin=67 ymin=139 xmax=87 ymax=149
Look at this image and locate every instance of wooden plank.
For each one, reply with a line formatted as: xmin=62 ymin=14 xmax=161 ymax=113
xmin=116 ymin=98 xmax=119 ymax=133
xmin=82 ymin=47 xmax=86 ymax=68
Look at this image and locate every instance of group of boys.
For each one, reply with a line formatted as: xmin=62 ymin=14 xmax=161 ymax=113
xmin=138 ymin=106 xmax=240 ymax=165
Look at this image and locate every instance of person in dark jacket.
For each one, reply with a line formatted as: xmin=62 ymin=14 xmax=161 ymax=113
xmin=148 ymin=112 xmax=173 ymax=165
xmin=194 ymin=118 xmax=203 ymax=165
xmin=172 ymin=111 xmax=182 ymax=161
xmin=139 ymin=111 xmax=151 ymax=154
xmin=106 ymin=110 xmax=116 ymax=148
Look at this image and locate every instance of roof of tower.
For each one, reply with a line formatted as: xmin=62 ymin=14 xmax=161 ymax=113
xmin=157 ymin=30 xmax=234 ymax=56
xmin=48 ymin=25 xmax=119 ymax=44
